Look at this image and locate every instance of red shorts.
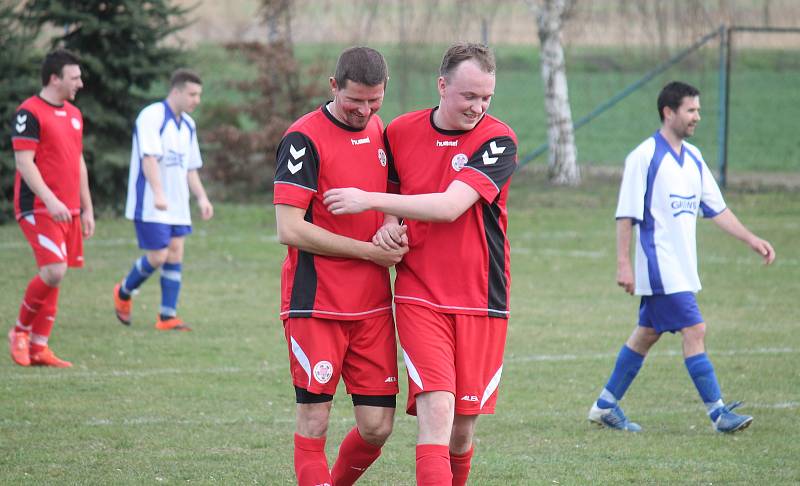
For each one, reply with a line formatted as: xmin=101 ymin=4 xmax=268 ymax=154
xmin=18 ymin=213 xmax=84 ymax=268
xmin=283 ymin=314 xmax=399 ymax=397
xmin=396 ymin=303 xmax=508 ymax=416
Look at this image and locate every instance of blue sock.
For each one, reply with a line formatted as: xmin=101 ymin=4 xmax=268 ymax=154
xmin=684 ymin=353 xmax=724 ymax=421
xmin=120 ymin=256 xmax=156 ymax=298
xmin=160 ymin=262 xmax=182 ymax=318
xmin=597 ymin=345 xmax=645 ymax=409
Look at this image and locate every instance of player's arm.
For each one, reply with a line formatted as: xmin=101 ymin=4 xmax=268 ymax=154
xmin=616 ymin=218 xmax=635 ymax=294
xmin=324 ymin=181 xmax=480 ymax=223
xmin=141 ymin=154 xmax=167 ymax=210
xmin=14 ymin=150 xmax=71 ymax=222
xmin=710 ymin=209 xmax=775 ymax=264
xmin=79 ymin=154 xmax=95 ymax=238
xmin=187 ymin=169 xmax=213 ymax=220
xmin=275 ymin=204 xmax=407 ymax=267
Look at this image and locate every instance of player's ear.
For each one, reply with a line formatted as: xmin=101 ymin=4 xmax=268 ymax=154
xmin=329 ymin=77 xmax=338 ymax=94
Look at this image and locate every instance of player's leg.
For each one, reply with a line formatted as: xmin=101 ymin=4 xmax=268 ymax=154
xmin=589 ymin=297 xmax=662 ymax=431
xmin=681 ymin=317 xmax=752 ymax=433
xmin=331 ymin=314 xmax=398 ymax=485
xmin=156 ymin=229 xmax=190 ymax=330
xmin=27 ymin=262 xmax=72 ymax=367
xmin=396 ymin=304 xmax=458 ymax=486
xmin=114 ymin=221 xmax=170 ymax=325
xmin=285 ymin=317 xmax=347 ymax=485
xmin=448 ymin=314 xmax=508 ymax=485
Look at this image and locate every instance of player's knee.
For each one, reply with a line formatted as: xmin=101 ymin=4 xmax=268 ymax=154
xmin=682 ymin=323 xmax=706 ymax=344
xmin=360 ymin=420 xmax=393 ymax=445
xmin=39 ymin=264 xmax=67 ymax=286
xmin=146 ymin=250 xmax=168 ymax=268
xmin=295 ymin=387 xmax=333 ymax=437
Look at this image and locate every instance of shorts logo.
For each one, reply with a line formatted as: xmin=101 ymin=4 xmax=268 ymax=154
xmin=313 ymin=360 xmax=333 ymax=384
xmin=377 ymin=148 xmax=387 ymax=167
xmin=460 ymin=395 xmax=479 ymax=402
xmin=451 ymin=153 xmax=468 ymax=172
xmin=71 ymin=117 xmax=81 ymax=130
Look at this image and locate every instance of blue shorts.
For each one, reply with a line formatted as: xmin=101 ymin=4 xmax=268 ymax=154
xmin=134 ymin=221 xmax=192 ymax=250
xmin=638 ymin=292 xmax=704 ymax=334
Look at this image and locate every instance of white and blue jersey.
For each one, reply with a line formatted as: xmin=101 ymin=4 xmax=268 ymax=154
xmin=125 ymin=100 xmax=202 ymax=225
xmin=616 ymin=130 xmax=726 ymax=296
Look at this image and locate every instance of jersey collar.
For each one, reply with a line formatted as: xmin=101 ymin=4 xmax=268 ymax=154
xmin=321 ymin=101 xmax=370 ymax=133
xmin=429 ymin=106 xmax=486 ymax=136
xmin=162 ymin=99 xmax=185 ymax=129
xmin=654 ymin=130 xmax=685 ymax=167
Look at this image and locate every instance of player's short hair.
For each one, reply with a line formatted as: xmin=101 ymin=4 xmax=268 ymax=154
xmin=41 ymin=49 xmax=81 ymax=86
xmin=170 ymin=69 xmax=202 ymax=89
xmin=334 ymin=46 xmax=388 ymax=88
xmin=440 ymin=42 xmax=496 ymax=81
xmin=658 ymin=81 xmax=700 ymax=121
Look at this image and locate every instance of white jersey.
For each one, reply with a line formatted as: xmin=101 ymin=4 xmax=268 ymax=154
xmin=616 ymin=130 xmax=726 ymax=295
xmin=125 ymin=100 xmax=202 ymax=225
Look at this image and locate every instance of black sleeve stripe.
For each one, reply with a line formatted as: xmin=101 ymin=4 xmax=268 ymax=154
xmin=465 ymin=136 xmax=517 ymax=189
xmin=383 ymin=129 xmax=399 ymax=185
xmin=12 ymin=109 xmax=40 ymax=142
xmin=274 ymin=131 xmax=320 ymax=191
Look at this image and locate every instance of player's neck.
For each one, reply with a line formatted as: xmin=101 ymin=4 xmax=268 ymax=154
xmin=166 ymin=96 xmax=183 ymax=119
xmin=38 ymin=87 xmax=65 ymax=106
xmin=659 ymin=127 xmax=684 ymax=154
xmin=326 ymin=100 xmax=346 ymax=125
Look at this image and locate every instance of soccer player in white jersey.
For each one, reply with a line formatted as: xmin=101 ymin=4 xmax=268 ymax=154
xmin=588 ymin=81 xmax=775 ymax=433
xmin=113 ymin=69 xmax=213 ymax=331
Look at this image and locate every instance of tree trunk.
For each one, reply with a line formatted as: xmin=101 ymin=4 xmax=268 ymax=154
xmin=536 ymin=0 xmax=580 ymax=186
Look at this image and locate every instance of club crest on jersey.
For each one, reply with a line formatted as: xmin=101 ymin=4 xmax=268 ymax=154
xmin=451 ymin=153 xmax=468 ymax=172
xmin=71 ymin=117 xmax=81 ymax=130
xmin=377 ymin=148 xmax=387 ymax=167
xmin=313 ymin=360 xmax=333 ymax=384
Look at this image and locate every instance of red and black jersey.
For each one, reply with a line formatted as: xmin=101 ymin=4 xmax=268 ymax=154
xmin=386 ymin=108 xmax=517 ymax=318
xmin=274 ymin=104 xmax=393 ymax=321
xmin=11 ymin=95 xmax=84 ymax=220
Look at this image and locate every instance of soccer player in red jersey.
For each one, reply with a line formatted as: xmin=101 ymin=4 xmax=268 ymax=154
xmin=324 ymin=43 xmax=517 ymax=485
xmin=8 ymin=49 xmax=94 ymax=368
xmin=273 ymin=47 xmax=408 ymax=486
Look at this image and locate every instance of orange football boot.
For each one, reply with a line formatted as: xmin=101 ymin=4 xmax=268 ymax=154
xmin=29 ymin=347 xmax=72 ymax=368
xmin=155 ymin=316 xmax=192 ymax=331
xmin=8 ymin=328 xmax=30 ymax=366
xmin=113 ymin=283 xmax=132 ymax=325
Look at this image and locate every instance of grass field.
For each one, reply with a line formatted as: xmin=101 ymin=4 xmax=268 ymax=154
xmin=1 ymin=173 xmax=798 ymax=484
xmin=189 ymin=42 xmax=800 ymax=173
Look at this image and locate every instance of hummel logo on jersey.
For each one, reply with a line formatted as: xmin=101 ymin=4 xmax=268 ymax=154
xmin=460 ymin=395 xmax=479 ymax=402
xmin=351 ymin=136 xmax=370 ymax=145
xmin=482 ymin=140 xmax=507 ymax=165
xmin=54 ymin=110 xmax=67 ymax=117
xmin=436 ymin=140 xmax=458 ymax=147
xmin=287 ymin=144 xmax=305 ymax=174
xmin=384 ymin=376 xmax=397 ymax=383
xmin=15 ymin=114 xmax=26 ymax=133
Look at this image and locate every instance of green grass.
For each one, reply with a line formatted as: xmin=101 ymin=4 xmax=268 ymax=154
xmin=189 ymin=42 xmax=800 ymax=173
xmin=1 ymin=174 xmax=798 ymax=484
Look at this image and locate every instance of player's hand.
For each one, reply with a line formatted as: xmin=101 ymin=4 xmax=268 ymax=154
xmin=748 ymin=236 xmax=776 ymax=265
xmin=367 ymin=241 xmax=409 ymax=267
xmin=45 ymin=196 xmax=72 ymax=222
xmin=80 ymin=208 xmax=95 ymax=238
xmin=323 ymin=188 xmax=371 ymax=215
xmin=372 ymin=223 xmax=408 ymax=250
xmin=197 ymin=197 xmax=214 ymax=220
xmin=154 ymin=193 xmax=168 ymax=211
xmin=616 ymin=260 xmax=635 ymax=295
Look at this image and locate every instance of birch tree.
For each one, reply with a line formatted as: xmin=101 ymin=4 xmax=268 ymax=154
xmin=527 ymin=0 xmax=580 ymax=185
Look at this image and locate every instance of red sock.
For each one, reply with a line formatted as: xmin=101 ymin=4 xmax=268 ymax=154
xmin=450 ymin=446 xmax=474 ymax=486
xmin=416 ymin=444 xmax=452 ymax=486
xmin=294 ymin=433 xmax=331 ymax=486
xmin=30 ymin=286 xmax=59 ymax=354
xmin=330 ymin=427 xmax=382 ymax=486
xmin=16 ymin=275 xmax=53 ymax=333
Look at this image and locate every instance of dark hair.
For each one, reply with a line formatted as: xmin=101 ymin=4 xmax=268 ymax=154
xmin=334 ymin=46 xmax=388 ymax=88
xmin=657 ymin=81 xmax=700 ymax=121
xmin=41 ymin=49 xmax=81 ymax=86
xmin=440 ymin=42 xmax=495 ymax=80
xmin=170 ymin=68 xmax=202 ymax=89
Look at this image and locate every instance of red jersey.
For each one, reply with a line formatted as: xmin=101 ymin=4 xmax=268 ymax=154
xmin=12 ymin=95 xmax=84 ymax=220
xmin=386 ymin=108 xmax=517 ymax=318
xmin=273 ymin=105 xmax=393 ymax=321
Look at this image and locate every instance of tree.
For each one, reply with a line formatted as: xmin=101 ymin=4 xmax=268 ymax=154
xmin=527 ymin=0 xmax=580 ymax=186
xmin=16 ymin=0 xmax=191 ymax=212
